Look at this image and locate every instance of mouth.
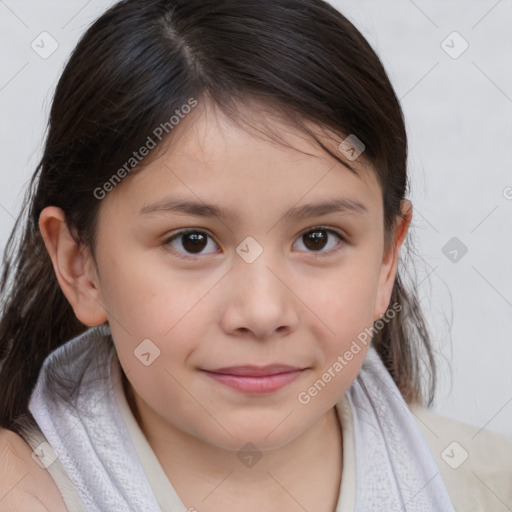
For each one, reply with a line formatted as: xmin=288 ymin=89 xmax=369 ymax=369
xmin=201 ymin=364 xmax=306 ymax=394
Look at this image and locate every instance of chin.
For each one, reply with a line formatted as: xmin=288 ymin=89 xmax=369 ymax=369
xmin=198 ymin=417 xmax=307 ymax=453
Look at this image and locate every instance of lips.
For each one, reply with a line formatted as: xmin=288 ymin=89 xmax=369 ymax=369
xmin=201 ymin=364 xmax=306 ymax=394
xmin=206 ymin=364 xmax=302 ymax=376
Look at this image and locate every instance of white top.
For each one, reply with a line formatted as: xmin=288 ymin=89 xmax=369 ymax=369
xmin=30 ymin=364 xmax=512 ymax=512
xmin=25 ymin=353 xmax=357 ymax=511
xmin=112 ymin=369 xmax=357 ymax=511
xmin=28 ymin=371 xmax=512 ymax=512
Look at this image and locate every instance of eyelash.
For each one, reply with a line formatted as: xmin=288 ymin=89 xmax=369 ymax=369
xmin=163 ymin=226 xmax=347 ymax=260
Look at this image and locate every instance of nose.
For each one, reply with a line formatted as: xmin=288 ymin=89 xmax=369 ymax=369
xmin=219 ymin=255 xmax=300 ymax=340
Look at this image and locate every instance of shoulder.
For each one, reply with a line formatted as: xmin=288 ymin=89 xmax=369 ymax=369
xmin=409 ymin=403 xmax=512 ymax=511
xmin=0 ymin=428 xmax=68 ymax=512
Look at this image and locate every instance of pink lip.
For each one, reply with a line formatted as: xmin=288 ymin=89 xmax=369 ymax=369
xmin=208 ymin=364 xmax=301 ymax=376
xmin=202 ymin=365 xmax=305 ymax=393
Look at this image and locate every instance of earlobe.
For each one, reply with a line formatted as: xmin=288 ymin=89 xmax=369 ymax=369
xmin=38 ymin=206 xmax=108 ymax=326
xmin=373 ymin=200 xmax=412 ymax=320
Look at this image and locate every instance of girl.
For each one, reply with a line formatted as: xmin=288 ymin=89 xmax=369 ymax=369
xmin=1 ymin=0 xmax=511 ymax=510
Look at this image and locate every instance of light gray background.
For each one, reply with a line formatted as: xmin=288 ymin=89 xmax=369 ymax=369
xmin=1 ymin=0 xmax=511 ymax=441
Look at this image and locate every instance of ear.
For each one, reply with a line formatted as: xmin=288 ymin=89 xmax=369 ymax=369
xmin=38 ymin=206 xmax=108 ymax=326
xmin=373 ymin=200 xmax=412 ymax=321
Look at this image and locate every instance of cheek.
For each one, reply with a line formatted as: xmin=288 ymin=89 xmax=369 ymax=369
xmin=99 ymin=259 xmax=210 ymax=395
xmin=294 ymin=271 xmax=376 ymax=409
xmin=110 ymin=315 xmax=199 ymax=427
xmin=98 ymin=246 xmax=216 ymax=337
xmin=116 ymin=348 xmax=205 ymax=441
xmin=288 ymin=262 xmax=381 ymax=404
xmin=302 ymin=256 xmax=381 ymax=338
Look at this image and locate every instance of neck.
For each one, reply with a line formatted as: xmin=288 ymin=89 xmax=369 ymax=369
xmin=126 ymin=381 xmax=343 ymax=512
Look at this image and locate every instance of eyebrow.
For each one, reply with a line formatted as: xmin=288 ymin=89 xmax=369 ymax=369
xmin=139 ymin=196 xmax=368 ymax=220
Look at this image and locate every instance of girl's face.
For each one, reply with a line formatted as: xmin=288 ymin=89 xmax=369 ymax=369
xmin=88 ymin=102 xmax=406 ymax=451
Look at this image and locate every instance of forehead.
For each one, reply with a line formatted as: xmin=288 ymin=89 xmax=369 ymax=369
xmin=104 ymin=100 xmax=382 ymax=220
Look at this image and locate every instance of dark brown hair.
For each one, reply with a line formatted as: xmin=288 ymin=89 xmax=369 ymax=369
xmin=0 ymin=0 xmax=436 ymax=436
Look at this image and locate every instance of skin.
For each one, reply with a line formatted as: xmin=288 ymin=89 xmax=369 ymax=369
xmin=0 ymin=428 xmax=68 ymax=511
xmin=39 ymin=100 xmax=412 ymax=512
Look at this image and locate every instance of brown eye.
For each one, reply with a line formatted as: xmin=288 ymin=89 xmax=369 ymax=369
xmin=181 ymin=232 xmax=207 ymax=253
xmin=164 ymin=226 xmax=344 ymax=259
xmin=294 ymin=227 xmax=344 ymax=254
xmin=303 ymin=230 xmax=327 ymax=250
xmin=165 ymin=230 xmax=218 ymax=256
